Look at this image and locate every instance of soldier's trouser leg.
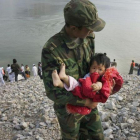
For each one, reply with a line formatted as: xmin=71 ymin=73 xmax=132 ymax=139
xmin=55 ymin=104 xmax=86 ymax=140
xmin=57 ymin=113 xmax=83 ymax=140
xmin=79 ymin=108 xmax=104 ymax=140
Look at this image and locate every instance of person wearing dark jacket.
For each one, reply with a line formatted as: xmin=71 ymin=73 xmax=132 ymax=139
xmin=38 ymin=62 xmax=43 ymax=79
xmin=137 ymin=64 xmax=140 ymax=76
xmin=11 ymin=59 xmax=20 ymax=82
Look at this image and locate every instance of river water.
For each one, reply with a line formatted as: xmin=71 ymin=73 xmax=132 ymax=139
xmin=0 ymin=0 xmax=140 ymax=74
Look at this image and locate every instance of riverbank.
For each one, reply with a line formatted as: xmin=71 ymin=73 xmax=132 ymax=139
xmin=0 ymin=75 xmax=140 ymax=140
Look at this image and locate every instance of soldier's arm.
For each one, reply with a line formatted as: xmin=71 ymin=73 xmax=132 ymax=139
xmin=41 ymin=46 xmax=86 ymax=106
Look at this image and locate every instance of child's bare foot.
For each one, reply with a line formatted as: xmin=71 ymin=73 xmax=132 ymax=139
xmin=59 ymin=63 xmax=67 ymax=80
xmin=52 ymin=70 xmax=63 ymax=87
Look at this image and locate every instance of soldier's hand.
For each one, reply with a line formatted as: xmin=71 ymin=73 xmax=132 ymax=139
xmin=85 ymin=98 xmax=98 ymax=109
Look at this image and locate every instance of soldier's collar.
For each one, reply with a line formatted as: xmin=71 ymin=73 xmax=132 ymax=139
xmin=60 ymin=27 xmax=95 ymax=49
xmin=60 ymin=27 xmax=83 ymax=49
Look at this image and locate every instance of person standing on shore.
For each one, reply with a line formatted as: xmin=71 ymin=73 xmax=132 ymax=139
xmin=38 ymin=62 xmax=43 ymax=79
xmin=6 ymin=64 xmax=12 ymax=82
xmin=20 ymin=64 xmax=27 ymax=80
xmin=111 ymin=59 xmax=117 ymax=68
xmin=11 ymin=59 xmax=20 ymax=82
xmin=32 ymin=64 xmax=37 ymax=76
xmin=129 ymin=60 xmax=135 ymax=74
xmin=21 ymin=64 xmax=25 ymax=72
xmin=42 ymin=0 xmax=107 ymax=139
xmin=0 ymin=67 xmax=5 ymax=86
xmin=137 ymin=64 xmax=140 ymax=76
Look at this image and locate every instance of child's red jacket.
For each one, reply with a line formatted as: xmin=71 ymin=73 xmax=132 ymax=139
xmin=66 ymin=67 xmax=123 ymax=115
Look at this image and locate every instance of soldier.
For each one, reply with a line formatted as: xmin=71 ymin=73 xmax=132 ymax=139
xmin=42 ymin=0 xmax=107 ymax=139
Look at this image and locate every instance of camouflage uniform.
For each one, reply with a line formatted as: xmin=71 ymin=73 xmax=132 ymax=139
xmin=42 ymin=0 xmax=106 ymax=139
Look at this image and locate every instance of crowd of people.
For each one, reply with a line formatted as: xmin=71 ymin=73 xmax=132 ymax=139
xmin=110 ymin=59 xmax=140 ymax=76
xmin=128 ymin=60 xmax=140 ymax=75
xmin=0 ymin=59 xmax=42 ymax=86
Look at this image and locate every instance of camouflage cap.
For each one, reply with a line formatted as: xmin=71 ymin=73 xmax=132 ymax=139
xmin=64 ymin=0 xmax=106 ymax=32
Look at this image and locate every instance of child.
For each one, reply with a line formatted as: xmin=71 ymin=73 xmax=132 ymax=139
xmin=52 ymin=53 xmax=123 ymax=115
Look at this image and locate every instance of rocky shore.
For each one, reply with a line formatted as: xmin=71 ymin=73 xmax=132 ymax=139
xmin=0 ymin=75 xmax=140 ymax=140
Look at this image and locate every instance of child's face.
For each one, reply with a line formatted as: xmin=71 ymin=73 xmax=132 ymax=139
xmin=90 ymin=61 xmax=106 ymax=76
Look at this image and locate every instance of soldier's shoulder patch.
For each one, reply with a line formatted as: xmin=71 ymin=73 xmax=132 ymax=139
xmin=43 ymin=32 xmax=62 ymax=50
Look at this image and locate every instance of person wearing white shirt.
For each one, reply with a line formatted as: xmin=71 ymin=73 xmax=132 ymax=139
xmin=32 ymin=64 xmax=37 ymax=76
xmin=21 ymin=64 xmax=25 ymax=72
xmin=20 ymin=64 xmax=27 ymax=80
xmin=6 ymin=64 xmax=12 ymax=82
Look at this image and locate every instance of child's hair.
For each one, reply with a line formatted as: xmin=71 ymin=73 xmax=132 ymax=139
xmin=90 ymin=53 xmax=110 ymax=69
